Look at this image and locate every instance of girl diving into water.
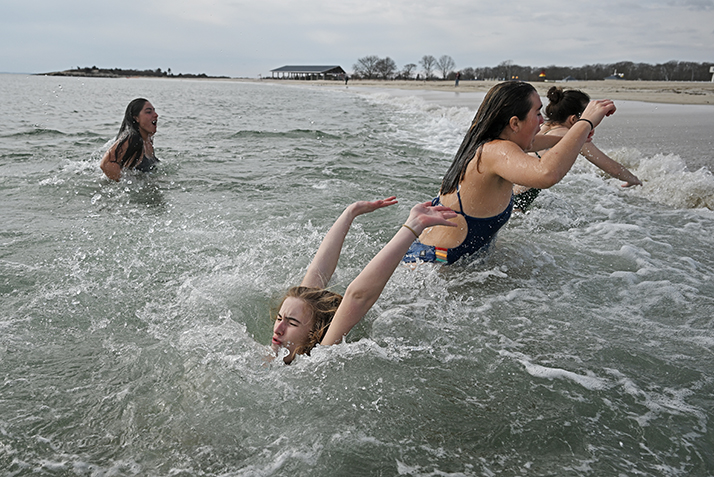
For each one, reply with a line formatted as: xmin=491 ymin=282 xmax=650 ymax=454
xmin=271 ymin=197 xmax=457 ymax=363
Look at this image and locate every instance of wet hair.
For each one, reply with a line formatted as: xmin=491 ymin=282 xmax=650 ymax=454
xmin=440 ymin=81 xmax=537 ymax=195
xmin=111 ymin=98 xmax=149 ymax=168
xmin=545 ymin=86 xmax=589 ymax=124
xmin=272 ymin=286 xmax=343 ymax=357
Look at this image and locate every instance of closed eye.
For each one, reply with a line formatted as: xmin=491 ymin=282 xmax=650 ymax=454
xmin=277 ymin=313 xmax=301 ymax=327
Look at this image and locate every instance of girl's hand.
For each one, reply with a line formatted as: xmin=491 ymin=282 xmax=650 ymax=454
xmin=406 ymin=201 xmax=458 ymax=233
xmin=350 ymin=196 xmax=398 ymax=216
xmin=580 ymin=99 xmax=617 ymax=128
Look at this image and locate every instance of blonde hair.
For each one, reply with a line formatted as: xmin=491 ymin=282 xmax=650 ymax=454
xmin=272 ymin=286 xmax=343 ymax=356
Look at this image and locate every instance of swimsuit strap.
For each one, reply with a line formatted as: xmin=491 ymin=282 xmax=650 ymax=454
xmin=434 ymin=187 xmax=466 ymax=216
xmin=455 ymin=185 xmax=466 ymax=216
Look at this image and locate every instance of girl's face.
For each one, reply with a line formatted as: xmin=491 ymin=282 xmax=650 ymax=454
xmin=512 ymin=92 xmax=544 ymax=150
xmin=272 ymin=297 xmax=314 ymax=364
xmin=134 ymin=101 xmax=158 ymax=138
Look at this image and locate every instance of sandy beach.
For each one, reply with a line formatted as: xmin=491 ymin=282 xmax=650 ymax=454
xmin=259 ymin=79 xmax=714 ymax=105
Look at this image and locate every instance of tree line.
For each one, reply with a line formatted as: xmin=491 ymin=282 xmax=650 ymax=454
xmin=352 ymin=56 xmax=714 ymax=82
xmin=42 ymin=66 xmax=228 ymax=79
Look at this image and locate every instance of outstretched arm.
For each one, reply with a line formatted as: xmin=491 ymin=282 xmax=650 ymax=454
xmin=301 ymin=197 xmax=398 ymax=289
xmin=492 ymin=99 xmax=617 ymax=189
xmin=580 ymin=142 xmax=641 ymax=187
xmin=320 ymin=202 xmax=458 ymax=346
xmin=528 ymin=134 xmax=561 ymax=152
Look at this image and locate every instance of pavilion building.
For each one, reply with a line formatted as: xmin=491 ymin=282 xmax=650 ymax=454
xmin=269 ymin=65 xmax=346 ymax=80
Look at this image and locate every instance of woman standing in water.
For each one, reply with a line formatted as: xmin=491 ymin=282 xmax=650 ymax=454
xmin=100 ymin=98 xmax=160 ymax=181
xmin=271 ymin=197 xmax=457 ymax=364
xmin=513 ymin=86 xmax=641 ymax=211
xmin=403 ymin=81 xmax=617 ymax=264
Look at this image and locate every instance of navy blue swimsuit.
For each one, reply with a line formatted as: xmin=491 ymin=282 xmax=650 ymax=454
xmin=403 ymin=187 xmax=513 ymax=264
xmin=134 ymin=154 xmax=159 ymax=172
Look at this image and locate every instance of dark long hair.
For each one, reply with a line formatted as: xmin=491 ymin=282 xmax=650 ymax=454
xmin=440 ymin=81 xmax=536 ymax=195
xmin=545 ymin=86 xmax=589 ymax=123
xmin=112 ymin=98 xmax=148 ymax=168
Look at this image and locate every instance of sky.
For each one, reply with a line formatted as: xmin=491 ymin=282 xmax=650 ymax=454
xmin=2 ymin=0 xmax=713 ymax=78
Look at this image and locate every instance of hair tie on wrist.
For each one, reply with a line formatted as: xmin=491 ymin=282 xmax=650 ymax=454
xmin=402 ymin=224 xmax=420 ymax=238
xmin=576 ymin=118 xmax=594 ymax=131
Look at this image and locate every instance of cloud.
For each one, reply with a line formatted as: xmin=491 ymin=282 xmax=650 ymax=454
xmin=1 ymin=0 xmax=712 ymax=76
xmin=677 ymin=0 xmax=714 ymax=10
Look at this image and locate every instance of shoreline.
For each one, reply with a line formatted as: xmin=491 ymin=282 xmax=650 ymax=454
xmin=255 ymin=79 xmax=714 ymax=105
xmin=17 ymin=73 xmax=714 ymax=105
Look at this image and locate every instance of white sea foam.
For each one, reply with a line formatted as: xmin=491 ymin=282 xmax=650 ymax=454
xmin=506 ymin=352 xmax=610 ymax=391
xmin=632 ymin=152 xmax=714 ymax=209
xmin=3 ymin=75 xmax=713 ymax=476
xmin=357 ymin=91 xmax=473 ymax=156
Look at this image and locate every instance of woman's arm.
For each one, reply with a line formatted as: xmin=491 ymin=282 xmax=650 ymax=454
xmin=300 ymin=197 xmax=398 ymax=289
xmin=320 ymin=202 xmax=458 ymax=346
xmin=580 ymin=142 xmax=641 ymax=187
xmin=490 ymin=100 xmax=617 ymax=189
xmin=100 ymin=139 xmax=140 ymax=181
xmin=528 ymin=134 xmax=561 ymax=152
xmin=100 ymin=142 xmax=123 ymax=181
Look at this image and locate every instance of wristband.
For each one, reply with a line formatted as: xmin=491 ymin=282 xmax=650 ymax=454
xmin=402 ymin=224 xmax=420 ymax=238
xmin=576 ymin=118 xmax=594 ymax=131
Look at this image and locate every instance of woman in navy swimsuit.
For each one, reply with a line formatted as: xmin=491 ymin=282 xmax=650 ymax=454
xmin=100 ymin=98 xmax=160 ymax=181
xmin=404 ymin=81 xmax=617 ymax=264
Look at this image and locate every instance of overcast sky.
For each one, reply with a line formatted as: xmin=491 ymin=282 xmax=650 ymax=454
xmin=2 ymin=0 xmax=713 ymax=77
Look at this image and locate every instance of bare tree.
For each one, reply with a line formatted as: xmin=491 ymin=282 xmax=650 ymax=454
xmin=460 ymin=67 xmax=476 ymax=80
xmin=499 ymin=60 xmax=514 ymax=80
xmin=375 ymin=57 xmax=398 ymax=79
xmin=420 ymin=55 xmax=437 ymax=79
xmin=436 ymin=55 xmax=456 ymax=79
xmin=353 ymin=55 xmax=380 ymax=79
xmin=401 ymin=63 xmax=417 ymax=79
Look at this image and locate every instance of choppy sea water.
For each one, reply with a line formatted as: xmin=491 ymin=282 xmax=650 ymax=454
xmin=1 ymin=74 xmax=714 ymax=476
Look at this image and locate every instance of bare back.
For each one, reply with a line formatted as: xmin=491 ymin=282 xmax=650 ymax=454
xmin=419 ymin=141 xmax=517 ymax=248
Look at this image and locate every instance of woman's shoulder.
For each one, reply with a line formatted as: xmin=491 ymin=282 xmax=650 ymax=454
xmin=541 ymin=124 xmax=568 ymax=136
xmin=480 ymin=138 xmax=523 ymax=156
xmin=464 ymin=139 xmax=523 ymax=178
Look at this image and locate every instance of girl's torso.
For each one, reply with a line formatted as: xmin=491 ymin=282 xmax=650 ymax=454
xmin=419 ymin=141 xmax=515 ymax=249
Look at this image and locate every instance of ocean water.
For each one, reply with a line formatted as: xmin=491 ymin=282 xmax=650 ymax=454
xmin=1 ymin=73 xmax=714 ymax=476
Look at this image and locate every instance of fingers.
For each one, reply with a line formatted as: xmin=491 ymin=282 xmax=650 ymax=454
xmin=431 ymin=205 xmax=456 ymax=214
xmin=376 ymin=196 xmax=398 ymax=206
xmin=599 ymin=99 xmax=615 ymax=112
xmin=354 ymin=196 xmax=398 ymax=214
xmin=582 ymin=99 xmax=616 ymax=128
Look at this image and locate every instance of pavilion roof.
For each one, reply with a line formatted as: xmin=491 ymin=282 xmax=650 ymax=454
xmin=270 ymin=65 xmax=345 ymax=74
